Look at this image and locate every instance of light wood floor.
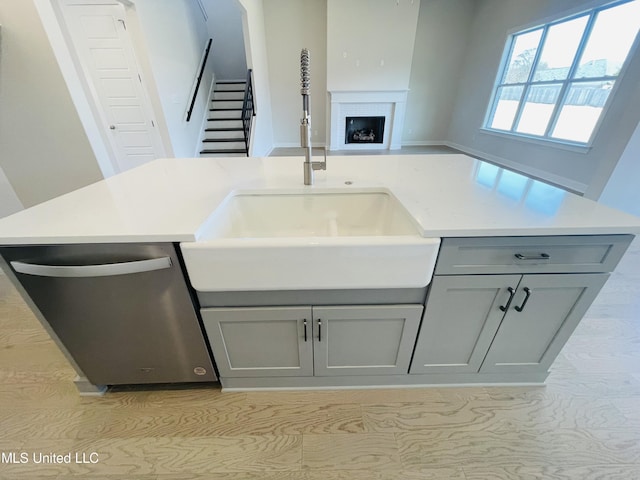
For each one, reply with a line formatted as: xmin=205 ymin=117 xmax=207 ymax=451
xmin=1 ymin=239 xmax=639 ymax=479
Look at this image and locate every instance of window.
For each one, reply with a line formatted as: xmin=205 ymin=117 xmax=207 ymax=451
xmin=484 ymin=0 xmax=640 ymax=145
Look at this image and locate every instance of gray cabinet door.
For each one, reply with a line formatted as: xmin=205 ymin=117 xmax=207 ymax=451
xmin=312 ymin=305 xmax=423 ymax=376
xmin=480 ymin=273 xmax=609 ymax=374
xmin=201 ymin=307 xmax=313 ymax=377
xmin=410 ymin=275 xmax=521 ymax=374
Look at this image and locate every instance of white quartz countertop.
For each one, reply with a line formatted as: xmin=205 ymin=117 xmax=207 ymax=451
xmin=0 ymin=154 xmax=639 ymax=245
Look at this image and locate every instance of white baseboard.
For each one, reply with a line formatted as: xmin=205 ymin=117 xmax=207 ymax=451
xmin=272 ymin=142 xmax=327 ymax=149
xmin=400 ymin=140 xmax=450 ymax=147
xmin=444 ymin=141 xmax=588 ymax=194
xmin=274 ymin=141 xmax=451 ymax=149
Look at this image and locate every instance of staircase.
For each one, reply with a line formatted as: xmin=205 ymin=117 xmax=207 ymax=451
xmin=200 ymin=80 xmax=248 ymax=157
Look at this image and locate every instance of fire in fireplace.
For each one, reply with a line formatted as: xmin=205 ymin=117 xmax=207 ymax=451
xmin=345 ymin=116 xmax=385 ymax=144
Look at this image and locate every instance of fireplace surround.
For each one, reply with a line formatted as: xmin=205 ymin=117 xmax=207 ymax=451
xmin=329 ymin=90 xmax=408 ymax=151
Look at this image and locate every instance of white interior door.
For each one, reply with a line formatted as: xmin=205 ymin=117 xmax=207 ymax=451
xmin=61 ymin=2 xmax=165 ymax=172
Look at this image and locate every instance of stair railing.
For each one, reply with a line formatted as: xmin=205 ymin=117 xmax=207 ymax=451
xmin=241 ymin=69 xmax=256 ymax=156
xmin=186 ymin=38 xmax=213 ymax=122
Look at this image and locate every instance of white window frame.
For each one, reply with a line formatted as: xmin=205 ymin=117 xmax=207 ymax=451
xmin=482 ymin=0 xmax=640 ymax=149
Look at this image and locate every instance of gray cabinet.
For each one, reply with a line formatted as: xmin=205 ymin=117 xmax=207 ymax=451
xmin=202 ymin=235 xmax=632 ymax=387
xmin=410 ymin=234 xmax=628 ymax=376
xmin=202 ymin=305 xmax=423 ymax=378
xmin=480 ymin=273 xmax=608 ymax=373
xmin=201 ymin=307 xmax=313 ymax=378
xmin=313 ymin=305 xmax=422 ymax=376
xmin=412 ymin=272 xmax=608 ymax=375
xmin=410 ymin=275 xmax=520 ymax=374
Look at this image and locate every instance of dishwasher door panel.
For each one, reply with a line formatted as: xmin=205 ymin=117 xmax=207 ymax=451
xmin=1 ymin=243 xmax=216 ymax=385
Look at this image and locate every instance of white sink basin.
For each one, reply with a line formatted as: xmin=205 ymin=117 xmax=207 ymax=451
xmin=181 ymin=188 xmax=440 ymax=291
xmin=201 ymin=190 xmax=422 ymax=238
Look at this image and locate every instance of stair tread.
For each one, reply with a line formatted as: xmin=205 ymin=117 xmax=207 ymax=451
xmin=209 ymin=107 xmax=242 ymax=111
xmin=200 ymin=149 xmax=247 ymax=154
xmin=205 ymin=127 xmax=244 ymax=131
xmin=203 ymin=138 xmax=245 ymax=142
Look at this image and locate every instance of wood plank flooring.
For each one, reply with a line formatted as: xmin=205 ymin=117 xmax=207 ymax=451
xmin=0 ymin=238 xmax=639 ymax=479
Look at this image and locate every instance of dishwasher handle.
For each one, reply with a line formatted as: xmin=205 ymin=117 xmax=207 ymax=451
xmin=10 ymin=256 xmax=172 ymax=278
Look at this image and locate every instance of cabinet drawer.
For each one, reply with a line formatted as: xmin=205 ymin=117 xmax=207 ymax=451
xmin=435 ymin=235 xmax=633 ymax=275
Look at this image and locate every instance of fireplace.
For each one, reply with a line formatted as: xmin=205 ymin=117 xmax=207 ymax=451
xmin=345 ymin=116 xmax=385 ymax=144
xmin=329 ymin=90 xmax=408 ymax=151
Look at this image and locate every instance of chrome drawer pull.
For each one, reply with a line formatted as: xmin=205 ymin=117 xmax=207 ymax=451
xmin=514 ymin=253 xmax=550 ymax=261
xmin=499 ymin=287 xmax=516 ymax=312
xmin=514 ymin=287 xmax=532 ymax=312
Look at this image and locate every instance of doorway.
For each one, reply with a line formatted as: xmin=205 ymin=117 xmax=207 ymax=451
xmin=43 ymin=0 xmax=167 ymax=174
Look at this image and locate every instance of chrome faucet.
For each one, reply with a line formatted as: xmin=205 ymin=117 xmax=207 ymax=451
xmin=300 ymin=48 xmax=326 ymax=185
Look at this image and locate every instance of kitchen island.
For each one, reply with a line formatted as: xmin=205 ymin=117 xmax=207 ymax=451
xmin=0 ymin=154 xmax=638 ymax=392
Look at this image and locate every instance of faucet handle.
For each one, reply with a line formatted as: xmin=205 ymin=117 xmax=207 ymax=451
xmin=312 ymin=147 xmax=327 ymax=171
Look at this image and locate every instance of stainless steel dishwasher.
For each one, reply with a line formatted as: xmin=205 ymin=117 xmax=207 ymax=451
xmin=0 ymin=243 xmax=216 ymax=385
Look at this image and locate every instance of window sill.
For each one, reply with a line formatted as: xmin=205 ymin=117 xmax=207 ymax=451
xmin=478 ymin=128 xmax=592 ymax=154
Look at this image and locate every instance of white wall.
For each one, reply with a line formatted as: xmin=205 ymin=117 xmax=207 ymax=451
xmin=403 ymin=0 xmax=476 ymax=144
xmin=447 ymin=0 xmax=640 ymax=198
xmin=238 ymin=0 xmax=274 ymax=156
xmin=0 ymin=0 xmax=104 ymax=208
xmin=264 ymin=0 xmax=327 ymax=147
xmin=599 ymin=119 xmax=640 ymax=217
xmin=0 ymin=166 xmax=23 ymax=218
xmin=204 ymin=0 xmax=247 ymax=80
xmin=326 ymin=0 xmax=420 ymax=92
xmin=134 ymin=0 xmax=213 ymax=157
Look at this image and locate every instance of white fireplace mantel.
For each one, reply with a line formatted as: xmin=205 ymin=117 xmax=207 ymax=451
xmin=329 ymin=90 xmax=408 ymax=151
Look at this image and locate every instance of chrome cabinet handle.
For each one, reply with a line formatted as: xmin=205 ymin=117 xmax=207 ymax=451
xmin=514 ymin=253 xmax=550 ymax=261
xmin=10 ymin=257 xmax=172 ymax=278
xmin=514 ymin=287 xmax=532 ymax=312
xmin=303 ymin=319 xmax=308 ymax=342
xmin=318 ymin=319 xmax=322 ymax=342
xmin=499 ymin=287 xmax=516 ymax=312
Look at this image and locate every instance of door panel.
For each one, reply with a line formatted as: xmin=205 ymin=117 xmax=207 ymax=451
xmin=111 ymin=106 xmax=147 ymax=124
xmin=410 ymin=275 xmax=521 ymax=374
xmin=201 ymin=307 xmax=313 ymax=378
xmin=120 ymin=131 xmax=153 ymax=148
xmin=91 ymin=48 xmax=128 ymax=69
xmin=313 ymin=305 xmax=423 ymax=376
xmin=481 ymin=273 xmax=609 ymax=373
